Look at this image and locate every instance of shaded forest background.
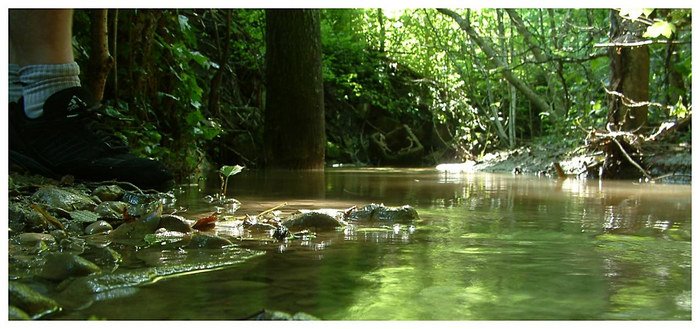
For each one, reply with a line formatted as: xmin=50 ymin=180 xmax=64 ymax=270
xmin=70 ymin=8 xmax=692 ymax=181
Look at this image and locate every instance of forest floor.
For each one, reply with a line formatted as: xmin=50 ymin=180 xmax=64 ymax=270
xmin=438 ymin=138 xmax=692 ymax=184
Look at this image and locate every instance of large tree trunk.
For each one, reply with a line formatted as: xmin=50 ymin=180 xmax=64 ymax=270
xmin=607 ymin=11 xmax=650 ymax=131
xmin=264 ymin=9 xmax=325 ymax=169
xmin=87 ymin=9 xmax=114 ymax=102
xmin=601 ymin=10 xmax=651 ymax=179
xmin=437 ymin=9 xmax=554 ymax=119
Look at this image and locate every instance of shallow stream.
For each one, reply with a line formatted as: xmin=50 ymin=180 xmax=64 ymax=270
xmin=57 ymin=168 xmax=691 ymax=320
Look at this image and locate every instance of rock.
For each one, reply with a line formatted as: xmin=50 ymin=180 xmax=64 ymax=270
xmin=8 ymin=281 xmax=62 ymax=319
xmin=158 ymin=214 xmax=193 ymax=233
xmin=50 ymin=229 xmax=68 ymax=242
xmin=31 ymin=186 xmax=96 ymax=211
xmin=17 ymin=233 xmax=56 ymax=247
xmin=94 ymin=201 xmax=129 ymax=218
xmin=8 ymin=305 xmax=31 ymax=320
xmin=38 ymin=253 xmax=101 ymax=281
xmin=9 ymin=203 xmax=49 ymax=232
xmin=92 ymin=185 xmax=125 ymax=202
xmin=248 ymin=309 xmax=320 ymax=320
xmin=372 ymin=205 xmax=419 ymax=223
xmin=108 ymin=209 xmax=162 ymax=243
xmin=348 ymin=204 xmax=418 ymax=223
xmin=188 ymin=234 xmax=233 ymax=249
xmin=283 ymin=212 xmax=344 ymax=231
xmin=85 ymin=220 xmax=113 ymax=235
xmin=81 ymin=246 xmax=122 ymax=268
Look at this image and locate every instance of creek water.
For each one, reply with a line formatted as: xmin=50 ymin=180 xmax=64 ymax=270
xmin=59 ymin=168 xmax=691 ymax=320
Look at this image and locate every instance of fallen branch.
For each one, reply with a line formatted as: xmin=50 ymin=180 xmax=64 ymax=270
xmin=610 ymin=137 xmax=651 ymax=180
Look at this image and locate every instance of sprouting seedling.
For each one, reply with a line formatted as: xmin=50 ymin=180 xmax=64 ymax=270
xmin=219 ymin=165 xmax=244 ymax=198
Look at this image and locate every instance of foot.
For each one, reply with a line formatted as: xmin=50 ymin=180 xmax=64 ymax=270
xmin=9 ymin=87 xmax=174 ymax=190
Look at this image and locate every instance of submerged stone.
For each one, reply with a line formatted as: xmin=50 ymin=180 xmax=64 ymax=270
xmin=8 ymin=305 xmax=31 ymax=320
xmin=8 ymin=281 xmax=62 ymax=319
xmin=348 ymin=204 xmax=418 ymax=223
xmin=248 ymin=309 xmax=320 ymax=320
xmin=158 ymin=214 xmax=193 ymax=233
xmin=284 ymin=212 xmax=344 ymax=231
xmin=38 ymin=253 xmax=101 ymax=281
xmin=188 ymin=233 xmax=233 ymax=249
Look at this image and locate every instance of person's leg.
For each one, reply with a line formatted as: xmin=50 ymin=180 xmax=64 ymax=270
xmin=9 ymin=9 xmax=81 ymax=118
xmin=9 ymin=9 xmax=174 ymax=190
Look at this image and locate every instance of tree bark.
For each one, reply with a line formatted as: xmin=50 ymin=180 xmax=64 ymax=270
xmin=264 ymin=9 xmax=325 ymax=169
xmin=607 ymin=10 xmax=649 ymax=131
xmin=87 ymin=9 xmax=114 ymax=102
xmin=437 ymin=9 xmax=554 ymax=119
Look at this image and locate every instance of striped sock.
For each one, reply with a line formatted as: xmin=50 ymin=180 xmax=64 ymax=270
xmin=19 ymin=62 xmax=81 ymax=119
xmin=9 ymin=64 xmax=23 ymax=103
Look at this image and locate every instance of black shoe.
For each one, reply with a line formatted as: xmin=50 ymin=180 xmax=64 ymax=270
xmin=9 ymin=87 xmax=174 ymax=191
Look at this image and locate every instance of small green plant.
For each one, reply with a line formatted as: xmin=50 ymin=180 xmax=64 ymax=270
xmin=219 ymin=165 xmax=244 ymax=198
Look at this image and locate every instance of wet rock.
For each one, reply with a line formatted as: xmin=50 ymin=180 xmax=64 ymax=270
xmin=17 ymin=233 xmax=56 ymax=247
xmin=31 ymin=186 xmax=97 ymax=211
xmin=158 ymin=214 xmax=193 ymax=233
xmin=94 ymin=201 xmax=129 ymax=218
xmin=188 ymin=233 xmax=233 ymax=249
xmin=247 ymin=309 xmax=320 ymax=320
xmin=81 ymin=246 xmax=122 ymax=268
xmin=284 ymin=212 xmax=345 ymax=231
xmin=85 ymin=220 xmax=113 ymax=235
xmin=272 ymin=225 xmax=290 ymax=241
xmin=348 ymin=204 xmax=419 ymax=223
xmin=9 ymin=203 xmax=49 ymax=232
xmin=108 ymin=208 xmax=162 ymax=243
xmin=248 ymin=223 xmax=277 ymax=233
xmin=347 ymin=204 xmax=382 ymax=221
xmin=38 ymin=253 xmax=101 ymax=281
xmin=372 ymin=205 xmax=419 ymax=223
xmin=50 ymin=229 xmax=68 ymax=242
xmin=92 ymin=185 xmax=125 ymax=202
xmin=58 ymin=236 xmax=87 ymax=254
xmin=9 ymin=305 xmax=31 ymax=320
xmin=8 ymin=281 xmax=62 ymax=319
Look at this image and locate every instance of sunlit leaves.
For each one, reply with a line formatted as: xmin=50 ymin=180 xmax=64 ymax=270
xmin=643 ymin=21 xmax=676 ymax=39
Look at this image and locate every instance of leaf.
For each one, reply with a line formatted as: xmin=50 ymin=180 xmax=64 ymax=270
xmin=192 ymin=213 xmax=220 ymax=230
xmin=220 ymin=165 xmax=244 ymax=178
xmin=644 ymin=21 xmax=676 ymax=39
xmin=30 ymin=204 xmax=65 ymax=231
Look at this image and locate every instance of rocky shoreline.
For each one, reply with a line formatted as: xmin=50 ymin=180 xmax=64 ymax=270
xmin=7 ymin=172 xmax=420 ymax=320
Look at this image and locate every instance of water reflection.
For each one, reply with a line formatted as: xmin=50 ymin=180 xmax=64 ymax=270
xmin=61 ymin=169 xmax=691 ymax=320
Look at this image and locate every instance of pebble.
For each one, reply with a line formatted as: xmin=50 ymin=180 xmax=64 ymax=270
xmin=8 ymin=281 xmax=62 ymax=319
xmin=38 ymin=253 xmax=101 ymax=281
xmin=188 ymin=234 xmax=233 ymax=249
xmin=94 ymin=201 xmax=129 ymax=218
xmin=158 ymin=215 xmax=194 ymax=233
xmin=85 ymin=220 xmax=113 ymax=235
xmin=92 ymin=185 xmax=125 ymax=202
xmin=17 ymin=233 xmax=56 ymax=246
xmin=283 ymin=212 xmax=344 ymax=231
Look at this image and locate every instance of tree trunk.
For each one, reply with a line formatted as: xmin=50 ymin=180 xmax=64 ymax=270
xmin=607 ymin=10 xmax=649 ymax=131
xmin=87 ymin=9 xmax=114 ymax=102
xmin=506 ymin=9 xmax=565 ymax=117
xmin=437 ymin=9 xmax=554 ymax=119
xmin=264 ymin=9 xmax=325 ymax=169
xmin=208 ymin=9 xmax=232 ymax=117
xmin=602 ymin=10 xmax=650 ymax=179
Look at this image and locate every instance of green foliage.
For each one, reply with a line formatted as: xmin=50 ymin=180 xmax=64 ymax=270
xmin=72 ymin=8 xmax=691 ymax=175
xmin=219 ymin=165 xmax=243 ymax=197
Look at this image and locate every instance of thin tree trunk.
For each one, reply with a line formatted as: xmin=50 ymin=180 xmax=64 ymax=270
xmin=87 ymin=9 xmax=114 ymax=102
xmin=437 ymin=9 xmax=554 ymax=119
xmin=506 ymin=9 xmax=564 ymax=117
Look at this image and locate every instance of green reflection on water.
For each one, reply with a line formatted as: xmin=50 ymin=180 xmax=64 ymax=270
xmin=58 ymin=170 xmax=691 ymax=320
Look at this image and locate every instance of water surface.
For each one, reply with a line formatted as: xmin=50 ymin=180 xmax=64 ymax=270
xmin=59 ymin=168 xmax=692 ymax=320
